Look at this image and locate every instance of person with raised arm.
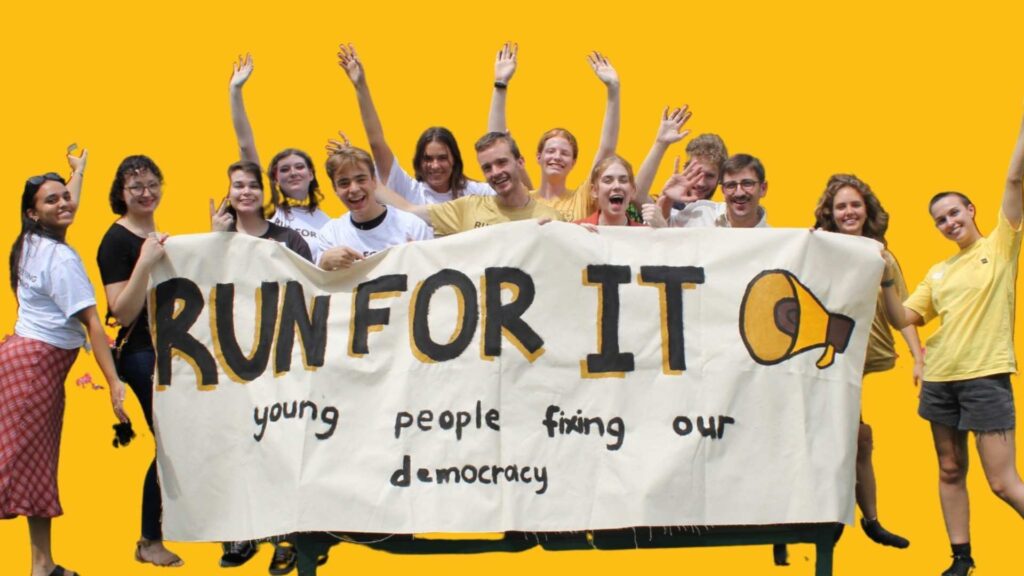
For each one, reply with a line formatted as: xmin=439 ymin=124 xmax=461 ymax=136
xmin=96 ymin=155 xmax=184 ymax=568
xmin=229 ymin=53 xmax=330 ymax=260
xmin=576 ymin=105 xmax=692 ymax=227
xmin=643 ymin=153 xmax=769 ymax=230
xmin=381 ymin=132 xmax=560 ymax=235
xmin=209 ymin=161 xmax=311 ymax=575
xmin=488 ymin=43 xmax=620 ymax=221
xmin=1 ymin=147 xmax=128 ymax=576
xmin=317 ymin=144 xmax=433 ymax=271
xmin=881 ymin=106 xmax=1024 ymax=576
xmin=337 ymin=43 xmax=494 ymax=205
xmin=813 ymin=174 xmax=922 ymax=551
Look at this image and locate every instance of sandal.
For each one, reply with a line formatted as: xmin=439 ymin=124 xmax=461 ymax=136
xmin=269 ymin=541 xmax=297 ymax=576
xmin=135 ymin=539 xmax=185 ymax=567
xmin=49 ymin=566 xmax=78 ymax=576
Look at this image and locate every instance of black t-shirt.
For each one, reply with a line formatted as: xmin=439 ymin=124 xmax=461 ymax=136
xmin=260 ymin=221 xmax=314 ymax=263
xmin=96 ymin=222 xmax=152 ymax=353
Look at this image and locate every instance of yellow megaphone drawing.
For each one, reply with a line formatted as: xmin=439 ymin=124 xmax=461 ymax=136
xmin=739 ymin=270 xmax=854 ymax=369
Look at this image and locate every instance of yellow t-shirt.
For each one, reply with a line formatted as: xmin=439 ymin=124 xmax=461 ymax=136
xmin=531 ymin=181 xmax=595 ymax=223
xmin=904 ymin=209 xmax=1023 ymax=381
xmin=427 ymin=195 xmax=562 ymax=236
xmin=864 ymin=251 xmax=909 ymax=374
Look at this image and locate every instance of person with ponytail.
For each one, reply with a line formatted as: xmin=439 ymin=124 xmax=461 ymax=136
xmin=0 ymin=147 xmax=128 ymax=576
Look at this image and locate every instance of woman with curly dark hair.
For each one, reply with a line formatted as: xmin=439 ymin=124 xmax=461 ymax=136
xmin=814 ymin=173 xmax=922 ymax=550
xmin=96 ymin=154 xmax=183 ymax=567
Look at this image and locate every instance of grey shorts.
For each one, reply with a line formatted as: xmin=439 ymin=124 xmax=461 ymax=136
xmin=918 ymin=374 xmax=1016 ymax=432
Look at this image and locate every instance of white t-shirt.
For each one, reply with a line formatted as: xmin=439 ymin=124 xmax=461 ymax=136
xmin=14 ymin=234 xmax=96 ymax=349
xmin=386 ymin=162 xmax=495 ymax=205
xmin=668 ymin=199 xmax=769 ymax=228
xmin=269 ymin=206 xmax=331 ymax=262
xmin=317 ymin=207 xmax=434 ymax=260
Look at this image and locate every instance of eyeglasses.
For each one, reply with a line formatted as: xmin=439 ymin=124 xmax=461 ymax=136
xmin=125 ymin=182 xmax=162 ymax=196
xmin=721 ymin=179 xmax=760 ymax=193
xmin=26 ymin=172 xmax=64 ymax=188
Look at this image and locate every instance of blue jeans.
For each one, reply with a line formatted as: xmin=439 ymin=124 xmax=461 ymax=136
xmin=118 ymin=349 xmax=163 ymax=541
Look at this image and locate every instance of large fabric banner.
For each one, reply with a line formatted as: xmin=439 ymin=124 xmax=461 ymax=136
xmin=150 ymin=222 xmax=882 ymax=541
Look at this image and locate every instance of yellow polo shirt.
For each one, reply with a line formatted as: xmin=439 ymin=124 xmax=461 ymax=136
xmin=531 ymin=181 xmax=595 ymax=223
xmin=427 ymin=195 xmax=563 ymax=236
xmin=904 ymin=209 xmax=1023 ymax=381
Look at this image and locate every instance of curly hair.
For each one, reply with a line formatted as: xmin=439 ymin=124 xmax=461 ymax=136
xmin=813 ymin=173 xmax=889 ymax=243
xmin=109 ymin=155 xmax=163 ymax=216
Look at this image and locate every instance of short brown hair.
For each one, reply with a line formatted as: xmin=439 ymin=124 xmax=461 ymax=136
xmin=722 ymin=154 xmax=765 ymax=182
xmin=475 ymin=132 xmax=522 ymax=159
xmin=325 ymin=146 xmax=376 ymax=182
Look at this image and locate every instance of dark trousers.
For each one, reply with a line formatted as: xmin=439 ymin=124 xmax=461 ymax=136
xmin=119 ymin=349 xmax=163 ymax=541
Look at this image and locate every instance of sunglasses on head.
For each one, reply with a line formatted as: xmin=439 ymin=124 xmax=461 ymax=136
xmin=26 ymin=172 xmax=64 ymax=188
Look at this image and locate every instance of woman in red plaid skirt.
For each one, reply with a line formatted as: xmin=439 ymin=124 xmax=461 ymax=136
xmin=0 ymin=149 xmax=128 ymax=576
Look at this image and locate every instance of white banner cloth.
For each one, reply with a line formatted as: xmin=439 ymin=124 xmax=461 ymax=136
xmin=150 ymin=223 xmax=882 ymax=541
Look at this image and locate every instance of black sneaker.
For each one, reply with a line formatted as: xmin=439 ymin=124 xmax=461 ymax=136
xmin=220 ymin=541 xmax=257 ymax=568
xmin=860 ymin=518 xmax=910 ymax=549
xmin=269 ymin=541 xmax=297 ymax=576
xmin=941 ymin=555 xmax=975 ymax=576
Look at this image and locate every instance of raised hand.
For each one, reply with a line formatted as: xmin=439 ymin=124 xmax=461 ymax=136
xmin=495 ymin=42 xmax=517 ymax=84
xmin=587 ymin=51 xmax=619 ymax=88
xmin=661 ymin=156 xmax=705 ymax=203
xmin=210 ymin=198 xmax=234 ymax=232
xmin=230 ymin=53 xmax=254 ymax=89
xmin=337 ymin=43 xmax=365 ymax=86
xmin=656 ymin=106 xmax=692 ymax=145
xmin=66 ymin=143 xmax=87 ymax=175
xmin=325 ymin=131 xmax=352 ymax=155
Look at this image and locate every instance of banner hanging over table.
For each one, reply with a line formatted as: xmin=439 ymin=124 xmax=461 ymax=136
xmin=150 ymin=222 xmax=882 ymax=541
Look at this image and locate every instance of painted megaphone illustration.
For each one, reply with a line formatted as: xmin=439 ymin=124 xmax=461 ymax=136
xmin=739 ymin=270 xmax=854 ymax=369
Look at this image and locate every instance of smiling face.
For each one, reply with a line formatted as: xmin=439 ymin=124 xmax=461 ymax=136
xmin=930 ymin=194 xmax=980 ymax=248
xmin=122 ymin=169 xmax=162 ymax=217
xmin=331 ymin=160 xmax=382 ymax=221
xmin=29 ymin=180 xmax=76 ymax=232
xmin=228 ymin=168 xmax=264 ymax=216
xmin=721 ymin=166 xmax=767 ymax=226
xmin=592 ymin=161 xmax=635 ymax=220
xmin=537 ymin=136 xmax=577 ymax=179
xmin=831 ymin=186 xmax=867 ymax=236
xmin=420 ymin=141 xmax=454 ymax=193
xmin=477 ymin=140 xmax=523 ymax=197
xmin=273 ymin=153 xmax=312 ymax=201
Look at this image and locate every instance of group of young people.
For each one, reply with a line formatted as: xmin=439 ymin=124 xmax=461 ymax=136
xmin=1 ymin=43 xmax=1022 ymax=576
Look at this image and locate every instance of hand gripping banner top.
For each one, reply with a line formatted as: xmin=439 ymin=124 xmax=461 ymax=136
xmin=149 ymin=222 xmax=882 ymax=541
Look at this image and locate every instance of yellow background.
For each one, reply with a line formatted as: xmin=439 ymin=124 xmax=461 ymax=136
xmin=3 ymin=1 xmax=1024 ymax=574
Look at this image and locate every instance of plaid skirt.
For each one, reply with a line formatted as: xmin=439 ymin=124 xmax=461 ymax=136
xmin=0 ymin=335 xmax=78 ymax=519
